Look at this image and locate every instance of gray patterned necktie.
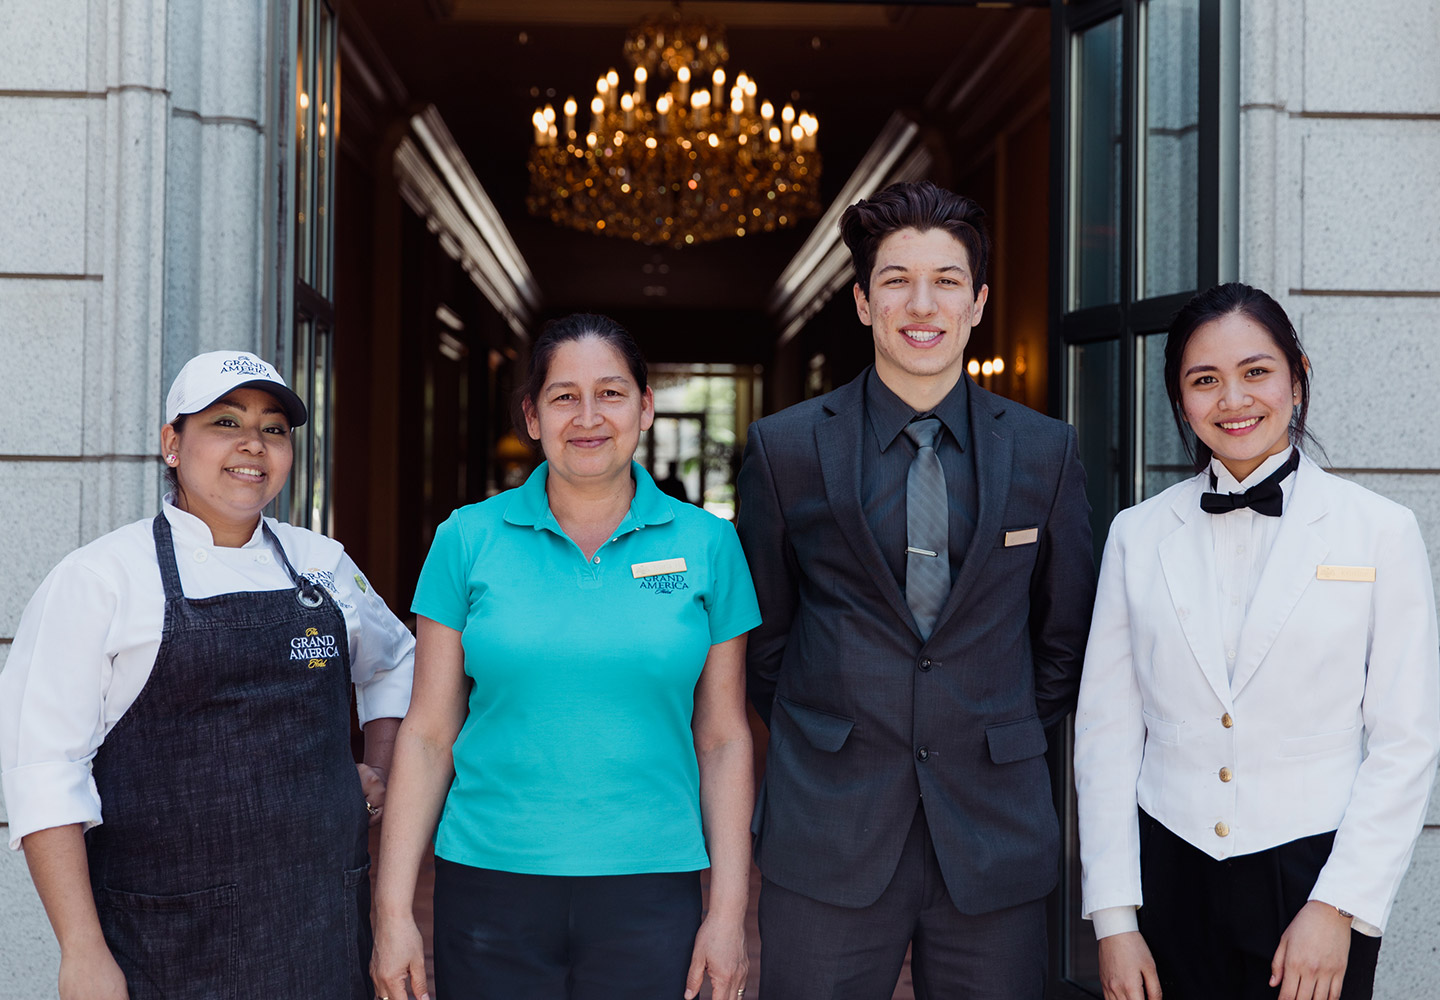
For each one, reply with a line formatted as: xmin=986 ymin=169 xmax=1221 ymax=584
xmin=903 ymin=417 xmax=949 ymax=639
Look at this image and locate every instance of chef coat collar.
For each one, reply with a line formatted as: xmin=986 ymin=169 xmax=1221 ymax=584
xmin=162 ymin=495 xmax=270 ymax=549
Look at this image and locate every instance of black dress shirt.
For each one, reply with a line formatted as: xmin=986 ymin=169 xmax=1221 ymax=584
xmin=861 ymin=368 xmax=978 ymax=590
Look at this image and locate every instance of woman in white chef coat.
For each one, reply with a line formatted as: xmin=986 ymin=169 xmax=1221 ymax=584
xmin=1074 ymin=283 xmax=1439 ymax=1000
xmin=0 ymin=350 xmax=415 ymax=1000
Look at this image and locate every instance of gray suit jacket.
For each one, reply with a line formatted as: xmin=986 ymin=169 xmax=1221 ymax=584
xmin=737 ymin=369 xmax=1096 ymax=912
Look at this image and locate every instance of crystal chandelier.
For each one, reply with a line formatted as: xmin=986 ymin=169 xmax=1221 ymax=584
xmin=526 ymin=12 xmax=821 ymax=248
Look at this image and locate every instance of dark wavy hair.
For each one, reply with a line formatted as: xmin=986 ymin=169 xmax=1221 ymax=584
xmin=839 ymin=180 xmax=990 ymax=296
xmin=514 ymin=313 xmax=648 ymax=445
xmin=1164 ymin=282 xmax=1317 ymax=472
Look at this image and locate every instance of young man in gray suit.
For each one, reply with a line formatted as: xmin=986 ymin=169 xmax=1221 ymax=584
xmin=737 ymin=180 xmax=1096 ymax=999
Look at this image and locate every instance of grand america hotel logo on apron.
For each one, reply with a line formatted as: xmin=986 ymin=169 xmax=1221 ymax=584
xmin=291 ymin=626 xmax=339 ymax=669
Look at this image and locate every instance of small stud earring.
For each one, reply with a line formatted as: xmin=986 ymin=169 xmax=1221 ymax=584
xmin=166 ymin=454 xmax=177 ymax=465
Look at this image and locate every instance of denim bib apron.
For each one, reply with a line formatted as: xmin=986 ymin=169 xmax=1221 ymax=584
xmin=86 ymin=514 xmax=372 ymax=999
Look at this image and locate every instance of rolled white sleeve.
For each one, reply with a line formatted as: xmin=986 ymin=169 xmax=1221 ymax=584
xmin=1091 ymin=905 xmax=1140 ymax=940
xmin=339 ymin=554 xmax=415 ymax=726
xmin=0 ymin=560 xmax=117 ymax=849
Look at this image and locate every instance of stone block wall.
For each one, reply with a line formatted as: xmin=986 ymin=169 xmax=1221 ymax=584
xmin=1240 ymin=0 xmax=1440 ymax=991
xmin=0 ymin=1 xmax=278 ymax=991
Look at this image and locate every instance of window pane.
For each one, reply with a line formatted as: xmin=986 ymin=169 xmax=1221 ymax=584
xmin=295 ymin=0 xmax=315 ymax=285
xmin=1072 ymin=17 xmax=1123 ymax=310
xmin=314 ymin=3 xmax=336 ymax=296
xmin=290 ymin=318 xmax=314 ymax=527
xmin=1069 ymin=340 xmax=1121 ymax=570
xmin=310 ymin=325 xmax=332 ymax=534
xmin=1140 ymin=0 xmax=1199 ymax=299
xmin=1140 ymin=332 xmax=1193 ymax=498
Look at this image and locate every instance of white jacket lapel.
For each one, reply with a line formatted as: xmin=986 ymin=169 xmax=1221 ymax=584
xmin=1231 ymin=457 xmax=1331 ymax=697
xmin=1157 ymin=476 xmax=1234 ymax=707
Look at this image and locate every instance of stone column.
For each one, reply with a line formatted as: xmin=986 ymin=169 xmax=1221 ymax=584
xmin=1241 ymin=2 xmax=1440 ymax=994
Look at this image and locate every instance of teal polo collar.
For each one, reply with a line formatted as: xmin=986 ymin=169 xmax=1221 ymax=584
xmin=503 ymin=461 xmax=676 ymax=537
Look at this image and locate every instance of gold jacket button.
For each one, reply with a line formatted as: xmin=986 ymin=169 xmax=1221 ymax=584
xmin=1219 ymin=767 xmax=1233 ymax=782
xmin=1221 ymin=713 xmax=1234 ymax=728
xmin=1215 ymin=821 xmax=1230 ymax=837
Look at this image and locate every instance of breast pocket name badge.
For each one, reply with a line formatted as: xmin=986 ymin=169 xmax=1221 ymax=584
xmin=1316 ymin=564 xmax=1376 ymax=582
xmin=1004 ymin=527 xmax=1039 ymax=547
xmin=633 ymin=557 xmax=689 ymax=594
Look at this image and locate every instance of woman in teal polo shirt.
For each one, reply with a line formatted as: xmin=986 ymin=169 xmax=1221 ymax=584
xmin=371 ymin=314 xmax=760 ymax=1000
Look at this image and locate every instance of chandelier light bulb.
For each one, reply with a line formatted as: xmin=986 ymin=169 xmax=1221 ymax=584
xmin=527 ymin=12 xmax=822 ymax=246
xmin=968 ymin=359 xmax=981 ymax=377
xmin=981 ymin=360 xmax=994 ymax=376
xmin=993 ymin=357 xmax=1005 ymax=374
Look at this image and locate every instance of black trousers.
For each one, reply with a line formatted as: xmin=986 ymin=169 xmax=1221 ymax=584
xmin=432 ymin=858 xmax=702 ymax=1000
xmin=758 ymin=804 xmax=1047 ymax=1000
xmin=1137 ymin=811 xmax=1381 ymax=1000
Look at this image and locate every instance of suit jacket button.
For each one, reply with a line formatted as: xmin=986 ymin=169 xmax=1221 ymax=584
xmin=919 ymin=658 xmax=932 ymax=672
xmin=916 ymin=746 xmax=930 ymax=762
xmin=1221 ymin=713 xmax=1234 ymax=728
xmin=1218 ymin=767 xmax=1233 ymax=782
xmin=1214 ymin=821 xmax=1230 ymax=837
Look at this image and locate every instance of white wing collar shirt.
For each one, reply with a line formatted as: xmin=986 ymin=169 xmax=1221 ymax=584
xmin=0 ymin=498 xmax=415 ymax=850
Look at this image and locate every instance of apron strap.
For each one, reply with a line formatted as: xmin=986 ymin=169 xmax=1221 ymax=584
xmin=151 ymin=513 xmax=186 ymax=603
xmin=263 ymin=522 xmax=328 ymax=609
xmin=153 ymin=511 xmax=327 ymax=609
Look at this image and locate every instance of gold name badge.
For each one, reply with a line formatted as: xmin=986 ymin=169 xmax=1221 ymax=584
xmin=1316 ymin=564 xmax=1376 ymax=582
xmin=632 ymin=557 xmax=688 ymax=579
xmin=1004 ymin=527 xmax=1039 ymax=547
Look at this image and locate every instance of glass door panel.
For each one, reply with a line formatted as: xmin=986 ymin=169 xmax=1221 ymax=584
xmin=1139 ymin=0 xmax=1200 ymax=299
xmin=1071 ymin=16 xmax=1123 ymax=311
xmin=1139 ymin=331 xmax=1193 ymax=498
xmin=1068 ymin=339 xmax=1121 ymax=569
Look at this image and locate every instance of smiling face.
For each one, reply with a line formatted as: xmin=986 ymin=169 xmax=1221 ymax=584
xmin=160 ymin=387 xmax=294 ymax=545
xmin=1179 ymin=311 xmax=1302 ymax=482
xmin=523 ymin=336 xmax=655 ymax=489
xmin=854 ymin=226 xmax=988 ymax=410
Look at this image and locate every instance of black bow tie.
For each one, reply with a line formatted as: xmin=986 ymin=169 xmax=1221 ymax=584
xmin=1200 ymin=450 xmax=1300 ymax=517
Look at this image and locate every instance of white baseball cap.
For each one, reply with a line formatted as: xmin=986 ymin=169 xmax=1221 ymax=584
xmin=165 ymin=350 xmax=308 ymax=428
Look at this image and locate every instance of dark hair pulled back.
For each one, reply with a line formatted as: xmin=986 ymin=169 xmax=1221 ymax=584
xmin=513 ymin=313 xmax=648 ymax=445
xmin=1164 ymin=282 xmax=1317 ymax=473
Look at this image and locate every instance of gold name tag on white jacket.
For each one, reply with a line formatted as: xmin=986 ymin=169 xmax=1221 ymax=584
xmin=632 ymin=557 xmax=688 ymax=578
xmin=1004 ymin=528 xmax=1039 ymax=547
xmin=1316 ymin=564 xmax=1376 ymax=582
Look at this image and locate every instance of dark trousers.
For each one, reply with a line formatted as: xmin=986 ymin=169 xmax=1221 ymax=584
xmin=1137 ymin=811 xmax=1381 ymax=1000
xmin=758 ymin=804 xmax=1047 ymax=1000
xmin=432 ymin=858 xmax=702 ymax=1000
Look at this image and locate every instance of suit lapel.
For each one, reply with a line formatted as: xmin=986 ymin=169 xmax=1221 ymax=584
xmin=1230 ymin=458 xmax=1330 ymax=697
xmin=930 ymin=385 xmax=1011 ymax=636
xmin=1157 ymin=477 xmax=1234 ymax=707
xmin=815 ymin=376 xmax=917 ymax=633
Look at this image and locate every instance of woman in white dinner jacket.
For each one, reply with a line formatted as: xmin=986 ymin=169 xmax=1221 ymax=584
xmin=1074 ymin=283 xmax=1439 ymax=1000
